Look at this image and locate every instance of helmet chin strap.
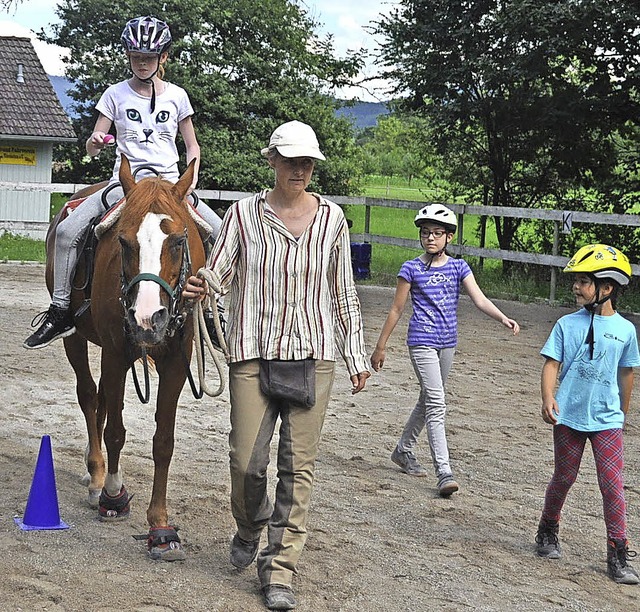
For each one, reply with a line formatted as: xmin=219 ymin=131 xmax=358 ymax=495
xmin=420 ymin=237 xmax=448 ymax=271
xmin=584 ymin=287 xmax=611 ymax=359
xmin=130 ymin=56 xmax=160 ymax=112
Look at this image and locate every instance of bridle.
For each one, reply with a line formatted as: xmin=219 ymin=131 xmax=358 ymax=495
xmin=118 ymin=163 xmax=194 ymax=338
xmin=119 ymin=227 xmax=193 ymax=339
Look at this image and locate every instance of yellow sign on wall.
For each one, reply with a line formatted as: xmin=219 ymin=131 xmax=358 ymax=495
xmin=0 ymin=146 xmax=36 ymax=165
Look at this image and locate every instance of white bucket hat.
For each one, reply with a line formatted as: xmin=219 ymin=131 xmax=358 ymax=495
xmin=261 ymin=120 xmax=326 ymax=160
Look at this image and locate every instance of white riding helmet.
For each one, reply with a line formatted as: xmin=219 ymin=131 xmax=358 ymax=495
xmin=414 ymin=204 xmax=457 ymax=233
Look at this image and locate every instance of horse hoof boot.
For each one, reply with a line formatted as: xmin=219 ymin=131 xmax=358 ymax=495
xmin=147 ymin=526 xmax=186 ymax=561
xmin=98 ymin=485 xmax=133 ymax=521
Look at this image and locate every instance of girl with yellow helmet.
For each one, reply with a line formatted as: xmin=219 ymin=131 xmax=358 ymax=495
xmin=536 ymin=243 xmax=640 ymax=584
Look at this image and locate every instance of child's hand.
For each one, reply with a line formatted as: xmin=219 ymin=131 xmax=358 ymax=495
xmin=503 ymin=318 xmax=520 ymax=335
xmin=370 ymin=348 xmax=386 ymax=372
xmin=541 ymin=399 xmax=558 ymax=425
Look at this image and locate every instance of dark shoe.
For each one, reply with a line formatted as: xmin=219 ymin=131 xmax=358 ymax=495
xmin=203 ymin=303 xmax=226 ymax=350
xmin=437 ymin=473 xmax=459 ymax=497
xmin=23 ymin=305 xmax=75 ymax=349
xmin=607 ymin=538 xmax=640 ymax=584
xmin=263 ymin=584 xmax=297 ymax=610
xmin=391 ymin=446 xmax=428 ymax=477
xmin=535 ymin=518 xmax=561 ymax=559
xmin=230 ymin=532 xmax=260 ymax=569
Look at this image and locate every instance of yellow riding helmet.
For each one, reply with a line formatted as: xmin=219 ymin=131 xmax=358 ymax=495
xmin=563 ymin=244 xmax=632 ymax=286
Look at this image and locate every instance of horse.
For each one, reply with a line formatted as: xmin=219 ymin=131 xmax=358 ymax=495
xmin=45 ymin=156 xmax=206 ymax=560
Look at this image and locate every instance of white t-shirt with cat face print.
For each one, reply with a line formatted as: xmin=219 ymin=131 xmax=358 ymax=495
xmin=96 ymin=80 xmax=194 ymax=183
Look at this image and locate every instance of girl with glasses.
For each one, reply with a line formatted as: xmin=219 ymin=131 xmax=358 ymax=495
xmin=370 ymin=204 xmax=520 ymax=496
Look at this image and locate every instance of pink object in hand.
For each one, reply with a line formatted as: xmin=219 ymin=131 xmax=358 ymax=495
xmin=103 ymin=134 xmax=115 ymax=145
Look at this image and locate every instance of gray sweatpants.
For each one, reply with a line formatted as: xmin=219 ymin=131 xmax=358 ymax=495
xmin=397 ymin=345 xmax=456 ymax=478
xmin=51 ymin=184 xmax=223 ymax=308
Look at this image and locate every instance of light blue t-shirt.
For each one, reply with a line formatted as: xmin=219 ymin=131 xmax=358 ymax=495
xmin=541 ymin=308 xmax=640 ymax=431
xmin=398 ymin=256 xmax=472 ymax=348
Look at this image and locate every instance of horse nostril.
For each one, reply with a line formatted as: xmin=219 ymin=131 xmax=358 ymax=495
xmin=127 ymin=308 xmax=137 ymax=328
xmin=152 ymin=308 xmax=169 ymax=330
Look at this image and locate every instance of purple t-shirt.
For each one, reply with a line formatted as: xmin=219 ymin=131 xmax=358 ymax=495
xmin=399 ymin=256 xmax=472 ymax=348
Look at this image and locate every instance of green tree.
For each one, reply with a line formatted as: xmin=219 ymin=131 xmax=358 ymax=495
xmin=362 ymin=114 xmax=432 ymax=182
xmin=375 ymin=0 xmax=640 ymax=255
xmin=44 ymin=0 xmax=365 ymax=195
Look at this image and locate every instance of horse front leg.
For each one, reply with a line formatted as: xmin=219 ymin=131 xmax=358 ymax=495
xmin=63 ymin=334 xmax=105 ymax=507
xmin=146 ymin=354 xmax=188 ymax=561
xmin=97 ymin=354 xmax=131 ymax=520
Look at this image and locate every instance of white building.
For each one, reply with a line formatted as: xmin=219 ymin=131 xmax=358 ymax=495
xmin=0 ymin=36 xmax=76 ymax=239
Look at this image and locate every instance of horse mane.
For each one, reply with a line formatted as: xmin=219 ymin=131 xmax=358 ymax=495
xmin=119 ymin=176 xmax=190 ymax=232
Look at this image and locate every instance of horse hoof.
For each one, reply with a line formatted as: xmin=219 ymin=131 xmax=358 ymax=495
xmin=88 ymin=488 xmax=101 ymax=508
xmin=98 ymin=485 xmax=134 ymax=521
xmin=147 ymin=526 xmax=186 ymax=562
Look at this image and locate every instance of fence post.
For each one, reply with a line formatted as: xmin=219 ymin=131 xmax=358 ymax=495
xmin=364 ymin=203 xmax=371 ymax=236
xmin=550 ymin=220 xmax=559 ymax=302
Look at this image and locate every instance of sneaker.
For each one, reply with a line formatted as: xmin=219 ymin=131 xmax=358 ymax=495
xmin=23 ymin=305 xmax=75 ymax=349
xmin=391 ymin=447 xmax=428 ymax=477
xmin=230 ymin=532 xmax=260 ymax=569
xmin=263 ymin=584 xmax=297 ymax=610
xmin=437 ymin=473 xmax=459 ymax=497
xmin=203 ymin=304 xmax=226 ymax=350
xmin=607 ymin=538 xmax=640 ymax=584
xmin=535 ymin=518 xmax=561 ymax=559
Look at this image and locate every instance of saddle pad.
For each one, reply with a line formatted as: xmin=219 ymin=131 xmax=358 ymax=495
xmin=94 ymin=197 xmax=126 ymax=238
xmin=59 ymin=197 xmax=88 ymax=221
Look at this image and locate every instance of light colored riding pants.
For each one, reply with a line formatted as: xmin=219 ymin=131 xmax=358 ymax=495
xmin=51 ymin=184 xmax=223 ymax=308
xmin=397 ymin=345 xmax=455 ymax=478
xmin=228 ymin=358 xmax=335 ymax=587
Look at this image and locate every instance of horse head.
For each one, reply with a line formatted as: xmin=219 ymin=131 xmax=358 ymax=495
xmin=117 ymin=156 xmax=202 ymax=347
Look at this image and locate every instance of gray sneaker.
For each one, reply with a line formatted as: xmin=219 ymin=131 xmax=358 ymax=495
xmin=391 ymin=447 xmax=428 ymax=477
xmin=437 ymin=473 xmax=459 ymax=497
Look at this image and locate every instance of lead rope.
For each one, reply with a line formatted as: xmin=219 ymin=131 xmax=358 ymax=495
xmin=192 ymin=267 xmax=229 ymax=397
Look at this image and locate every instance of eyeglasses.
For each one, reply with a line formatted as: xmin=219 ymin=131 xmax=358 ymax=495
xmin=420 ymin=229 xmax=447 ymax=238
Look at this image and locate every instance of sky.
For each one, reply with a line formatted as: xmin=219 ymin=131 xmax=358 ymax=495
xmin=0 ymin=0 xmax=398 ymax=101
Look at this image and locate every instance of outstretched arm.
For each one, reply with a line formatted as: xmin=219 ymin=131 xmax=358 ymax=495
xmin=462 ymin=273 xmax=520 ymax=334
xmin=370 ymin=278 xmax=411 ymax=372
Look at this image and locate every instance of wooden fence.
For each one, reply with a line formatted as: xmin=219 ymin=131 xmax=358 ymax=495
xmin=1 ymin=181 xmax=639 ymax=301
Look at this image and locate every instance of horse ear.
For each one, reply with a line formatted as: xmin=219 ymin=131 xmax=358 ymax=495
xmin=119 ymin=155 xmax=136 ymax=195
xmin=172 ymin=158 xmax=196 ymax=202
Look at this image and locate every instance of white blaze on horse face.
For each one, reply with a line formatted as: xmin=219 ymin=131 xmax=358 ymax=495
xmin=134 ymin=212 xmax=172 ymax=329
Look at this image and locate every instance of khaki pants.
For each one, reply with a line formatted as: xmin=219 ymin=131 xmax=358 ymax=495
xmin=228 ymin=358 xmax=335 ymax=587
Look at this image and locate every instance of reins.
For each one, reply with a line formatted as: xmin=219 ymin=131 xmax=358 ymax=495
xmin=192 ymin=267 xmax=229 ymax=397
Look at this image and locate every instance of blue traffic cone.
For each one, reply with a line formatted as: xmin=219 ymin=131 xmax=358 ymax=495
xmin=14 ymin=435 xmax=69 ymax=530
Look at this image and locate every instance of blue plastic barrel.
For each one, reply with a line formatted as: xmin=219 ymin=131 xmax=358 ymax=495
xmin=350 ymin=242 xmax=371 ymax=280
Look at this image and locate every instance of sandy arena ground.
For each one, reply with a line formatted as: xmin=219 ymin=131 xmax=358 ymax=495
xmin=2 ymin=261 xmax=640 ymax=611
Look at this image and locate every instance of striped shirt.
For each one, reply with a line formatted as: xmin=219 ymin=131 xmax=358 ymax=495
xmin=206 ymin=190 xmax=369 ymax=376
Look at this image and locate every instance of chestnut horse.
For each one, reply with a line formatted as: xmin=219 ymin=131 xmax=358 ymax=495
xmin=45 ymin=157 xmax=205 ymax=560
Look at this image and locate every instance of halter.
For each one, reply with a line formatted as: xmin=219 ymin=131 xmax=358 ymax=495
xmin=119 ymin=227 xmax=193 ymax=339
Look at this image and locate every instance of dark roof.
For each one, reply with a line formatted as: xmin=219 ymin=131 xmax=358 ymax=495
xmin=0 ymin=36 xmax=76 ymax=141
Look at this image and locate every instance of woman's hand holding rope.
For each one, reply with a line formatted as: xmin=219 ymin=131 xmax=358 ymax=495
xmin=183 ymin=271 xmax=228 ymax=397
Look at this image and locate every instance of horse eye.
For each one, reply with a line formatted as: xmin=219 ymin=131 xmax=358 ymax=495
xmin=168 ymin=235 xmax=186 ymax=254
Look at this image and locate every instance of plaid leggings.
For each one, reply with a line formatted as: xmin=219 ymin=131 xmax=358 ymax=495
xmin=542 ymin=424 xmax=627 ymax=540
